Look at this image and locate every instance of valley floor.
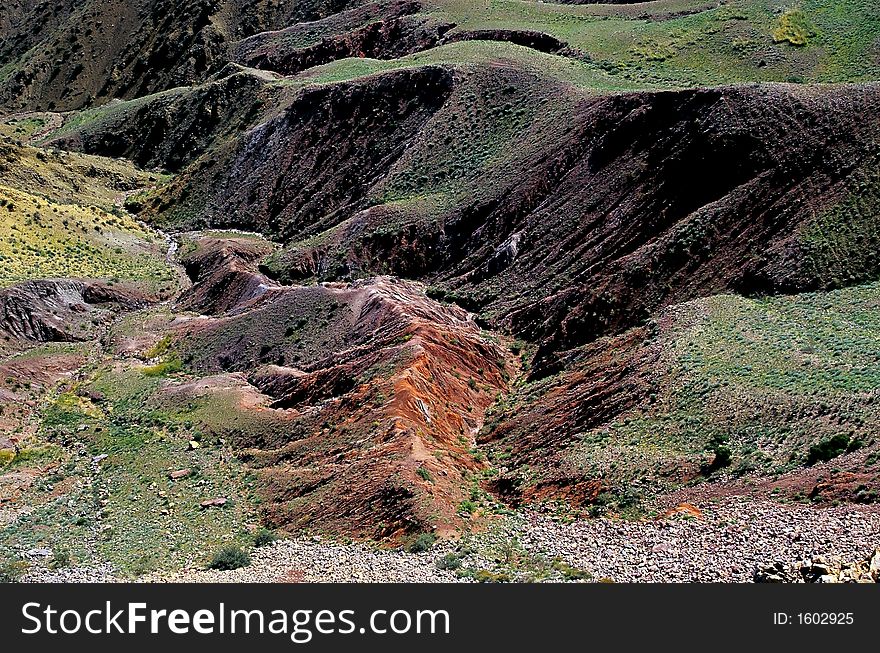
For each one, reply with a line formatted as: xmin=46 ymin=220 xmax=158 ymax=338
xmin=20 ymin=498 xmax=880 ymax=583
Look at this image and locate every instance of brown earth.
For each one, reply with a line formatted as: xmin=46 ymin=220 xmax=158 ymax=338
xmin=132 ymin=78 xmax=880 ymax=377
xmin=0 ymin=279 xmax=153 ymax=343
xmin=134 ymin=235 xmax=513 ymax=539
xmin=175 ymin=233 xmax=279 ymax=314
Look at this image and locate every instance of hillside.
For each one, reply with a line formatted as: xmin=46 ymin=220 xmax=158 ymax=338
xmin=1 ymin=0 xmax=880 ymax=582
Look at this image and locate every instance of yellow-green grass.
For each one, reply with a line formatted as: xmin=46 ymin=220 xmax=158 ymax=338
xmin=0 ymin=115 xmax=49 ymax=140
xmin=0 ymin=184 xmax=175 ymax=291
xmin=0 ymin=139 xmax=156 ymax=210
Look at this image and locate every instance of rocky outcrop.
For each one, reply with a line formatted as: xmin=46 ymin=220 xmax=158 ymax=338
xmin=754 ymin=548 xmax=880 ymax=583
xmin=175 ymin=233 xmax=279 ymax=315
xmin=0 ymin=279 xmax=149 ymax=342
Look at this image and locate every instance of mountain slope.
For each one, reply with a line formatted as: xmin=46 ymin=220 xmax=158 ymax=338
xmin=1 ymin=0 xmax=880 ymax=576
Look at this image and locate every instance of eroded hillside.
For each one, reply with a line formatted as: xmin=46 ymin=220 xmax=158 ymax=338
xmin=2 ymin=0 xmax=880 ymax=581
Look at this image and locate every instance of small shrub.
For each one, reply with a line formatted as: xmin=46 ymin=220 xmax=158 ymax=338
xmin=472 ymin=569 xmax=511 ymax=583
xmin=131 ymin=554 xmax=160 ymax=576
xmin=807 ymin=434 xmax=852 ymax=465
xmin=0 ymin=560 xmax=29 ymax=583
xmin=145 ymin=335 xmax=173 ymax=359
xmin=208 ymin=546 xmax=251 ymax=570
xmin=142 ymin=354 xmax=183 ymax=377
xmin=702 ymin=433 xmax=732 ymax=473
xmin=253 ymin=529 xmax=276 ymax=547
xmin=458 ymin=500 xmax=477 ymax=514
xmin=773 ymin=9 xmax=816 ymax=47
xmin=50 ymin=550 xmax=71 ymax=569
xmin=436 ymin=552 xmax=463 ymax=571
xmin=406 ymin=533 xmax=436 ymax=553
xmin=552 ymin=559 xmax=591 ymax=581
xmin=416 ymin=466 xmax=434 ymax=483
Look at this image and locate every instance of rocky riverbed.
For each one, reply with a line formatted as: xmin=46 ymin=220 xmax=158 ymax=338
xmin=512 ymin=500 xmax=880 ymax=583
xmin=19 ymin=499 xmax=880 ymax=583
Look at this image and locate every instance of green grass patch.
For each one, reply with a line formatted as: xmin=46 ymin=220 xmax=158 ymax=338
xmin=773 ymin=9 xmax=817 ymax=46
xmin=142 ymin=353 xmax=183 ymax=377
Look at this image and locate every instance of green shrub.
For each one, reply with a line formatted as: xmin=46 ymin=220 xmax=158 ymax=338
xmin=807 ymin=434 xmax=852 ymax=465
xmin=208 ymin=546 xmax=251 ymax=570
xmin=472 ymin=569 xmax=511 ymax=583
xmin=145 ymin=335 xmax=173 ymax=359
xmin=458 ymin=500 xmax=477 ymax=514
xmin=436 ymin=552 xmax=463 ymax=571
xmin=773 ymin=9 xmax=816 ymax=47
xmin=406 ymin=533 xmax=436 ymax=553
xmin=416 ymin=466 xmax=434 ymax=483
xmin=142 ymin=354 xmax=183 ymax=377
xmin=253 ymin=529 xmax=276 ymax=547
xmin=712 ymin=445 xmax=732 ymax=468
xmin=551 ymin=559 xmax=591 ymax=581
xmin=0 ymin=559 xmax=29 ymax=583
xmin=702 ymin=434 xmax=732 ymax=473
xmin=50 ymin=550 xmax=71 ymax=569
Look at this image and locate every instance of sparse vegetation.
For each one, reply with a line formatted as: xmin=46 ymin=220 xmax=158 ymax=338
xmin=253 ymin=529 xmax=277 ymax=547
xmin=1 ymin=0 xmax=879 ymax=585
xmin=406 ymin=533 xmax=436 ymax=553
xmin=0 ymin=559 xmax=29 ymax=583
xmin=0 ymin=185 xmax=174 ymax=291
xmin=208 ymin=546 xmax=251 ymax=571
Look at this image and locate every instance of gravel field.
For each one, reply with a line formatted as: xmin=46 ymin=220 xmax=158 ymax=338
xmin=147 ymin=539 xmax=462 ymax=583
xmin=20 ymin=499 xmax=880 ymax=583
xmin=23 ymin=562 xmax=117 ymax=583
xmin=513 ymin=501 xmax=880 ymax=582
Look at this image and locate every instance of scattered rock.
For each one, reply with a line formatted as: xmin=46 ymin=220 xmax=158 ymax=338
xmin=22 ymin=562 xmax=116 ymax=583
xmin=200 ymin=497 xmax=227 ymax=508
xmin=757 ymin=549 xmax=880 ymax=583
xmin=169 ymin=469 xmax=191 ymax=480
